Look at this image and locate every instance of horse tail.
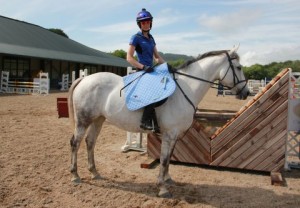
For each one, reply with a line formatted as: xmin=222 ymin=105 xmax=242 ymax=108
xmin=68 ymin=77 xmax=83 ymax=129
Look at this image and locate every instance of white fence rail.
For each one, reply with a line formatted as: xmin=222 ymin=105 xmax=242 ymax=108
xmin=1 ymin=71 xmax=49 ymax=95
xmin=60 ymin=69 xmax=88 ymax=91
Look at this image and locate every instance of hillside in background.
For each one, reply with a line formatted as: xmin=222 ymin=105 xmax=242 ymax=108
xmin=159 ymin=52 xmax=193 ymax=61
xmin=160 ymin=52 xmax=300 ymax=80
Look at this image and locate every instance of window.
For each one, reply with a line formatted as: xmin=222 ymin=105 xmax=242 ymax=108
xmin=3 ymin=57 xmax=30 ymax=80
xmin=84 ymin=64 xmax=97 ymax=74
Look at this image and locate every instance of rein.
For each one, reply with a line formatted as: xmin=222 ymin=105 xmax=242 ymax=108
xmin=171 ymin=72 xmax=197 ymax=113
xmin=120 ymin=63 xmax=159 ymax=97
xmin=120 ymin=71 xmax=146 ymax=97
xmin=169 ymin=52 xmax=248 ymax=112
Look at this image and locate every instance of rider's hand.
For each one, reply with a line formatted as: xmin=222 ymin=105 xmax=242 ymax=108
xmin=143 ymin=65 xmax=154 ymax=73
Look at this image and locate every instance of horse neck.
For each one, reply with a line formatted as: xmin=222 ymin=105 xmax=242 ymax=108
xmin=178 ymin=57 xmax=224 ymax=105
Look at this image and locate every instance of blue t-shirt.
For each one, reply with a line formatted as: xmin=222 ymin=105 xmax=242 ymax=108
xmin=129 ymin=31 xmax=156 ymax=66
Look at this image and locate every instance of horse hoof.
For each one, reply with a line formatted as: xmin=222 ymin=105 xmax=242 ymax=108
xmin=165 ymin=178 xmax=175 ymax=185
xmin=92 ymin=174 xmax=102 ymax=180
xmin=71 ymin=177 xmax=81 ymax=184
xmin=158 ymin=190 xmax=173 ymax=198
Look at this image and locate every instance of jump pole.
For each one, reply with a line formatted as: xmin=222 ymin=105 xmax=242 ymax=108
xmin=121 ymin=66 xmax=147 ymax=153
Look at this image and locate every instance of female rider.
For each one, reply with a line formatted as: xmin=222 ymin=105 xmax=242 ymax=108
xmin=126 ymin=8 xmax=165 ymax=132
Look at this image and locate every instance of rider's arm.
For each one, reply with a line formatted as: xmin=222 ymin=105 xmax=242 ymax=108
xmin=127 ymin=45 xmax=144 ymax=70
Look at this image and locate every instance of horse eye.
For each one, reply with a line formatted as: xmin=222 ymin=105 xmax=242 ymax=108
xmin=237 ymin=66 xmax=242 ymax=70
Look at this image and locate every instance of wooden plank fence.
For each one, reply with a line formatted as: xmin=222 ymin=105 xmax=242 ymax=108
xmin=148 ymin=120 xmax=211 ymax=164
xmin=147 ymin=68 xmax=290 ymax=172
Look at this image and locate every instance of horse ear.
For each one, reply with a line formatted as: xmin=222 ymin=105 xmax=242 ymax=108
xmin=229 ymin=43 xmax=240 ymax=55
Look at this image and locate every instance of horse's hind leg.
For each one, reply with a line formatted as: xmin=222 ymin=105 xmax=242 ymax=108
xmin=70 ymin=125 xmax=87 ymax=183
xmin=85 ymin=116 xmax=105 ymax=180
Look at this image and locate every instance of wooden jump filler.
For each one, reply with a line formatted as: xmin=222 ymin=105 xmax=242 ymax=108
xmin=147 ymin=68 xmax=299 ymax=185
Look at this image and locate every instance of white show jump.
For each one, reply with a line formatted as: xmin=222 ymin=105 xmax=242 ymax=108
xmin=0 ymin=71 xmax=49 ymax=95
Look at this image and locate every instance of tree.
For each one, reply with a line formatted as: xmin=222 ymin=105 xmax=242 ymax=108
xmin=168 ymin=59 xmax=185 ymax=68
xmin=48 ymin=28 xmax=69 ymax=38
xmin=109 ymin=49 xmax=127 ymax=59
xmin=243 ymin=60 xmax=300 ymax=80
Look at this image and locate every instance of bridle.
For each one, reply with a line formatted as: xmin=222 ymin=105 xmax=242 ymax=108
xmin=220 ymin=52 xmax=248 ymax=95
xmin=170 ymin=51 xmax=248 ymax=112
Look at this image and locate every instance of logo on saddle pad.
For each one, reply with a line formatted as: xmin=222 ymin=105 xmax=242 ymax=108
xmin=123 ymin=63 xmax=176 ymax=111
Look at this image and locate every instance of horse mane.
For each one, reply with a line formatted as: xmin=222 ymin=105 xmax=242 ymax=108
xmin=179 ymin=50 xmax=239 ymax=69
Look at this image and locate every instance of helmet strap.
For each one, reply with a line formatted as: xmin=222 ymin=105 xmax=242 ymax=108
xmin=142 ymin=29 xmax=151 ymax=33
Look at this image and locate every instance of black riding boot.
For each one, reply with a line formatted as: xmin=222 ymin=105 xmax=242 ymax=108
xmin=140 ymin=104 xmax=154 ymax=130
xmin=140 ymin=104 xmax=160 ymax=133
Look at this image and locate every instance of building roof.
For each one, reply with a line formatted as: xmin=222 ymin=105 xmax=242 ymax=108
xmin=0 ymin=15 xmax=128 ymax=68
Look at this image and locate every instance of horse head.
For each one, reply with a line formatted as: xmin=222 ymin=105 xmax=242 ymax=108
xmin=218 ymin=45 xmax=250 ymax=100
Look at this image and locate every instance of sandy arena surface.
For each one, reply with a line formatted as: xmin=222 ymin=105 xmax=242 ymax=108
xmin=1 ymin=88 xmax=300 ymax=208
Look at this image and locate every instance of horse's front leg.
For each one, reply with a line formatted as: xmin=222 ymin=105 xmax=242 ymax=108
xmin=157 ymin=132 xmax=178 ymax=198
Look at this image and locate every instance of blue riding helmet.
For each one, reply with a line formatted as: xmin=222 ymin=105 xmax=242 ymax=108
xmin=136 ymin=8 xmax=153 ymax=29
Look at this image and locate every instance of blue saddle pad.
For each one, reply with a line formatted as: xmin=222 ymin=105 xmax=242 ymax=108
xmin=123 ymin=63 xmax=176 ymax=111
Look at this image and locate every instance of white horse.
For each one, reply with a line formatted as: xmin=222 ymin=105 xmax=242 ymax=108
xmin=68 ymin=46 xmax=249 ymax=198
